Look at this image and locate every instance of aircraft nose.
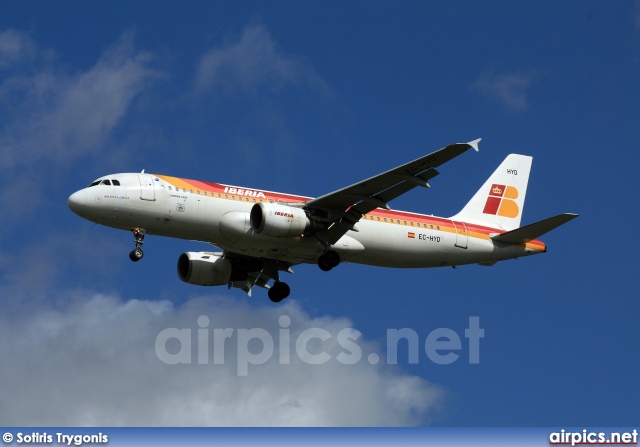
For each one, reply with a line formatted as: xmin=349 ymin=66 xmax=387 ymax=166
xmin=67 ymin=189 xmax=87 ymax=215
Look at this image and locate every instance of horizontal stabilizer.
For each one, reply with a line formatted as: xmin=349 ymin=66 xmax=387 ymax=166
xmin=491 ymin=213 xmax=579 ymax=244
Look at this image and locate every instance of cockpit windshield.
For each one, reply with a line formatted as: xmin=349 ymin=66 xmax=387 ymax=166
xmin=88 ymin=178 xmax=121 ymax=187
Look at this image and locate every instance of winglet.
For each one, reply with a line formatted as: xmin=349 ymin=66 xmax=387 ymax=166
xmin=467 ymin=138 xmax=481 ymax=152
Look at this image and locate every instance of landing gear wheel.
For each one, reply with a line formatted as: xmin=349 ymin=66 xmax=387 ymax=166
xmin=268 ymin=282 xmax=290 ymax=303
xmin=129 ymin=228 xmax=146 ymax=262
xmin=318 ymin=257 xmax=332 ymax=271
xmin=317 ymin=250 xmax=341 ymax=271
xmin=129 ymin=248 xmax=144 ymax=262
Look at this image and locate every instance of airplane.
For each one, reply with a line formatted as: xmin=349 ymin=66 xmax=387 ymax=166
xmin=67 ymin=139 xmax=577 ymax=303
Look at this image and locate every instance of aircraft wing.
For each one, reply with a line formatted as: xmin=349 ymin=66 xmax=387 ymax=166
xmin=305 ymin=139 xmax=481 ymax=244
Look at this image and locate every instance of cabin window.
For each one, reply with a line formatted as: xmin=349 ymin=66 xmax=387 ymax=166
xmin=197 ymin=190 xmax=201 ymax=195
xmin=437 ymin=226 xmax=440 ymax=231
xmin=376 ymin=217 xmax=380 ymax=221
xmin=383 ymin=218 xmax=387 ymax=222
xmin=430 ymin=225 xmax=434 ymax=229
xmin=189 ymin=189 xmax=193 ymax=194
xmin=410 ymin=222 xmax=414 ymax=226
xmin=403 ymin=220 xmax=407 ymax=225
xmin=182 ymin=188 xmax=186 ymax=193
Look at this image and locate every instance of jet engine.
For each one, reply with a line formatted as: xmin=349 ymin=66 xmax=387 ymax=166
xmin=250 ymin=202 xmax=311 ymax=237
xmin=177 ymin=252 xmax=232 ymax=286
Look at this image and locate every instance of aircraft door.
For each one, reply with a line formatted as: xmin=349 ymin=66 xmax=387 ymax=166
xmin=452 ymin=221 xmax=468 ymax=249
xmin=137 ymin=174 xmax=156 ymax=201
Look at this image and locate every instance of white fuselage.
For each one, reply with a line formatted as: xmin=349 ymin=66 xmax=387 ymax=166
xmin=68 ymin=173 xmax=545 ymax=269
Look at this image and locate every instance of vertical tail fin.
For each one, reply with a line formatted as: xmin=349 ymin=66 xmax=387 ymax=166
xmin=450 ymin=154 xmax=532 ymax=231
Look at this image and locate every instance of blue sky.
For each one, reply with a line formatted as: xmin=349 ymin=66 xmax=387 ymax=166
xmin=1 ymin=1 xmax=639 ymax=426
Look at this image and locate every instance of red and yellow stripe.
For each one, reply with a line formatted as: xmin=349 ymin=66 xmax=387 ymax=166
xmin=152 ymin=174 xmax=546 ymax=251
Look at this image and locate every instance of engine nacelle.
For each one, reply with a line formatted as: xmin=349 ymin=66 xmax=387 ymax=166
xmin=250 ymin=202 xmax=311 ymax=237
xmin=177 ymin=252 xmax=232 ymax=286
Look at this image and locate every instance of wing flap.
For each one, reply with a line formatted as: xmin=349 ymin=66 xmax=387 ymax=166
xmin=224 ymin=252 xmax=295 ymax=295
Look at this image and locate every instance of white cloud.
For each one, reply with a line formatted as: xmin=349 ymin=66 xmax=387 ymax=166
xmin=0 ymin=29 xmax=38 ymax=68
xmin=472 ymin=69 xmax=537 ymax=112
xmin=195 ymin=24 xmax=324 ymax=93
xmin=0 ymin=293 xmax=443 ymax=426
xmin=0 ymin=30 xmax=160 ymax=168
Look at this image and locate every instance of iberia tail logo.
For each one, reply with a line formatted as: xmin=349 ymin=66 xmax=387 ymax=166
xmin=482 ymin=184 xmax=519 ymax=218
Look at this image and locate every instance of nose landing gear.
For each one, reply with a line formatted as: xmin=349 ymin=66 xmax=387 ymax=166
xmin=129 ymin=228 xmax=146 ymax=262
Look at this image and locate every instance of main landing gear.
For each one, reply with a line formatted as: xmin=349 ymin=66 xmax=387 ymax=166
xmin=129 ymin=228 xmax=146 ymax=262
xmin=270 ymin=250 xmax=339 ymax=302
xmin=317 ymin=250 xmax=340 ymax=272
xmin=268 ymin=281 xmax=290 ymax=303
